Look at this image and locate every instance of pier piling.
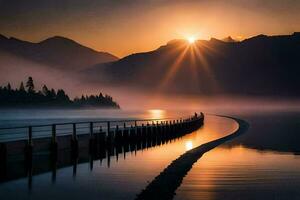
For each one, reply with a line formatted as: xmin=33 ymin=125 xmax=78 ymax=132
xmin=25 ymin=126 xmax=33 ymax=162
xmin=0 ymin=113 xmax=204 ymax=181
xmin=71 ymin=123 xmax=78 ymax=157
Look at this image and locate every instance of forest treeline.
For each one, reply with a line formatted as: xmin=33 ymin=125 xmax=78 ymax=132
xmin=0 ymin=77 xmax=120 ymax=108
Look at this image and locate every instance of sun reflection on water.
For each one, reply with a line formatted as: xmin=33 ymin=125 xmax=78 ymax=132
xmin=148 ymin=109 xmax=166 ymax=119
xmin=185 ymin=140 xmax=193 ymax=150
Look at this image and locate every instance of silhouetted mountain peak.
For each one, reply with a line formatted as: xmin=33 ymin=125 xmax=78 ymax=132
xmin=0 ymin=34 xmax=118 ymax=71
xmin=244 ymin=34 xmax=268 ymax=42
xmin=209 ymin=37 xmax=227 ymax=45
xmin=43 ymin=35 xmax=69 ymax=41
xmin=0 ymin=34 xmax=8 ymax=40
xmin=38 ymin=36 xmax=119 ymax=59
xmin=155 ymin=39 xmax=189 ymax=52
xmin=9 ymin=37 xmax=25 ymax=42
xmin=0 ymin=35 xmax=33 ymax=47
xmin=89 ymin=32 xmax=300 ymax=97
xmin=166 ymin=39 xmax=187 ymax=45
xmin=39 ymin=36 xmax=83 ymax=48
xmin=222 ymin=36 xmax=237 ymax=43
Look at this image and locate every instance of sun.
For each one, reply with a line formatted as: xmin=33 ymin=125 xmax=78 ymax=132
xmin=187 ymin=36 xmax=196 ymax=44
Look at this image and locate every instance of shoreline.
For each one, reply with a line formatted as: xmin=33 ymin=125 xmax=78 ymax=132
xmin=135 ymin=115 xmax=249 ymax=200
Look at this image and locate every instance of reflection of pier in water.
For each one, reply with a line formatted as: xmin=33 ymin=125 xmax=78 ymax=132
xmin=0 ymin=113 xmax=204 ymax=185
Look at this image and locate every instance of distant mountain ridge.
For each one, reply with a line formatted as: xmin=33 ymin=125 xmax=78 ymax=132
xmin=86 ymin=32 xmax=300 ymax=97
xmin=0 ymin=34 xmax=118 ymax=71
xmin=222 ymin=36 xmax=237 ymax=43
xmin=1 ymin=33 xmax=300 ymax=97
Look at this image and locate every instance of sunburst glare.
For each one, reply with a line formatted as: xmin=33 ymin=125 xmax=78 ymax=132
xmin=187 ymin=37 xmax=196 ymax=44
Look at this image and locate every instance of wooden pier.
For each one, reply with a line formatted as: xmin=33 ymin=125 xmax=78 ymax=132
xmin=0 ymin=113 xmax=204 ymax=182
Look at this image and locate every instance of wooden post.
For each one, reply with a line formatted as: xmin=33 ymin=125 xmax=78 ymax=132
xmin=134 ymin=121 xmax=138 ymax=137
xmin=142 ymin=123 xmax=144 ymax=137
xmin=107 ymin=121 xmax=110 ymax=135
xmin=161 ymin=121 xmax=164 ymax=135
xmin=107 ymin=121 xmax=112 ymax=146
xmin=0 ymin=143 xmax=7 ymax=175
xmin=90 ymin=122 xmax=94 ymax=136
xmin=0 ymin=143 xmax=6 ymax=161
xmin=116 ymin=125 xmax=119 ymax=137
xmin=25 ymin=126 xmax=33 ymax=163
xmin=122 ymin=123 xmax=126 ymax=142
xmin=28 ymin=126 xmax=32 ymax=146
xmin=89 ymin=122 xmax=95 ymax=155
xmin=128 ymin=124 xmax=134 ymax=145
xmin=73 ymin=123 xmax=77 ymax=140
xmin=146 ymin=122 xmax=149 ymax=137
xmin=51 ymin=124 xmax=56 ymax=144
xmin=156 ymin=121 xmax=159 ymax=137
xmin=51 ymin=124 xmax=57 ymax=157
xmin=71 ymin=123 xmax=78 ymax=157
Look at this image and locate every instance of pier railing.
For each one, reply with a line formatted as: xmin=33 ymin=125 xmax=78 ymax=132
xmin=0 ymin=113 xmax=204 ymax=161
xmin=0 ymin=118 xmax=173 ymax=142
xmin=0 ymin=113 xmax=202 ymax=142
xmin=0 ymin=113 xmax=204 ymax=182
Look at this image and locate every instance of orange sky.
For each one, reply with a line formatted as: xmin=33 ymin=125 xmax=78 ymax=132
xmin=1 ymin=0 xmax=300 ymax=57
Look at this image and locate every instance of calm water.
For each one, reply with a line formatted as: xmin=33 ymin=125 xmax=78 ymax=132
xmin=0 ymin=114 xmax=237 ymax=200
xmin=0 ymin=109 xmax=191 ymax=127
xmin=175 ymin=111 xmax=300 ymax=200
xmin=1 ymin=109 xmax=300 ymax=200
xmin=175 ymin=146 xmax=300 ymax=200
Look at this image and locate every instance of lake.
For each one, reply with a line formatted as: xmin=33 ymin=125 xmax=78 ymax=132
xmin=0 ymin=109 xmax=300 ymax=200
xmin=175 ymin=111 xmax=300 ymax=200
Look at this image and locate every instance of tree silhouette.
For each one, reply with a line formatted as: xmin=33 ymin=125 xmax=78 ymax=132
xmin=50 ymin=89 xmax=56 ymax=99
xmin=26 ymin=77 xmax=35 ymax=93
xmin=7 ymin=83 xmax=11 ymax=91
xmin=42 ymin=85 xmax=50 ymax=96
xmin=56 ymin=89 xmax=70 ymax=103
xmin=0 ymin=77 xmax=120 ymax=108
xmin=19 ymin=82 xmax=25 ymax=92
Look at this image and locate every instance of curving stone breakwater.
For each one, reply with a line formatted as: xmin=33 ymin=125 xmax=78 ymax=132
xmin=135 ymin=116 xmax=249 ymax=200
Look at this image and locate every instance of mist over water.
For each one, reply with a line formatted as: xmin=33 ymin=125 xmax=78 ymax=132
xmin=0 ymin=108 xmax=193 ymax=128
xmin=1 ymin=99 xmax=300 ymax=199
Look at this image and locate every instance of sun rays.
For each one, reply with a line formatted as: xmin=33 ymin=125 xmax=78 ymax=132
xmin=157 ymin=39 xmax=222 ymax=94
xmin=187 ymin=37 xmax=196 ymax=44
xmin=159 ymin=44 xmax=190 ymax=89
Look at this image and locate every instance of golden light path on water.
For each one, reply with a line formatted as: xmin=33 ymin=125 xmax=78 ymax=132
xmin=147 ymin=109 xmax=166 ymax=119
xmin=0 ymin=114 xmax=239 ymax=200
xmin=175 ymin=145 xmax=300 ymax=200
xmin=185 ymin=140 xmax=193 ymax=151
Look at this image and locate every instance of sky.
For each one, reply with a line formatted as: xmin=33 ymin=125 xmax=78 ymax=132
xmin=1 ymin=0 xmax=300 ymax=57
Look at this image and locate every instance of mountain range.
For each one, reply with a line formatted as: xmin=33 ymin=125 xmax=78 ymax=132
xmin=0 ymin=35 xmax=118 ymax=71
xmin=86 ymin=32 xmax=300 ymax=97
xmin=1 ymin=33 xmax=300 ymax=97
